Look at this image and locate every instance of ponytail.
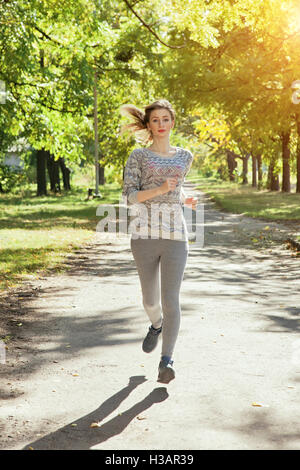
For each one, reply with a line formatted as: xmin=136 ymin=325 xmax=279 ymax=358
xmin=119 ymin=99 xmax=176 ymax=145
xmin=119 ymin=104 xmax=151 ymax=144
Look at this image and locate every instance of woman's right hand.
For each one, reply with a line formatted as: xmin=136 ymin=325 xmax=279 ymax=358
xmin=159 ymin=177 xmax=178 ymax=194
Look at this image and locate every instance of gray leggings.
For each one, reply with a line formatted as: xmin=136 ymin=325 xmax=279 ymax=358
xmin=130 ymin=237 xmax=189 ymax=358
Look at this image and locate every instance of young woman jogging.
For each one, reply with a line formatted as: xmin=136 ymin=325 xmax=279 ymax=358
xmin=120 ymin=99 xmax=197 ymax=384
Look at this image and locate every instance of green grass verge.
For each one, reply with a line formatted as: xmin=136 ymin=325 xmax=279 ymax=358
xmin=0 ymin=183 xmax=121 ymax=292
xmin=187 ymin=174 xmax=300 ymax=221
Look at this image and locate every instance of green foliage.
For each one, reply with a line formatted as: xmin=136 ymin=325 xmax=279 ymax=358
xmin=2 ymin=0 xmax=300 ymax=191
xmin=0 ymin=0 xmax=172 ymax=175
xmin=0 ymin=163 xmax=25 ymax=193
xmin=156 ymin=0 xmax=300 ymax=187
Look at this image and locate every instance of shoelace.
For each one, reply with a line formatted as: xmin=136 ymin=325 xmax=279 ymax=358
xmin=150 ymin=326 xmax=162 ymax=335
xmin=161 ymin=357 xmax=173 ymax=366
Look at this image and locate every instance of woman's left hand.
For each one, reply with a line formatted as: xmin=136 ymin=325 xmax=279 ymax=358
xmin=184 ymin=196 xmax=198 ymax=210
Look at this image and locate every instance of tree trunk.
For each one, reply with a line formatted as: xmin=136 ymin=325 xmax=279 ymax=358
xmin=47 ymin=152 xmax=61 ymax=193
xmin=36 ymin=149 xmax=48 ymax=196
xmin=267 ymin=161 xmax=279 ymax=191
xmin=252 ymin=154 xmax=257 ymax=187
xmin=226 ymin=150 xmax=237 ymax=181
xmin=98 ymin=164 xmax=105 ymax=185
xmin=281 ymin=132 xmax=291 ymax=192
xmin=296 ymin=118 xmax=300 ymax=193
xmin=242 ymin=155 xmax=248 ymax=184
xmin=257 ymin=154 xmax=263 ymax=189
xmin=36 ymin=47 xmax=48 ymax=196
xmin=58 ymin=157 xmax=71 ymax=190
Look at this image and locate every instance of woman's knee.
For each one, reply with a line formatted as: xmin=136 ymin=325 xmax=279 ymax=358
xmin=161 ymin=297 xmax=180 ymax=316
xmin=143 ymin=299 xmax=160 ymax=313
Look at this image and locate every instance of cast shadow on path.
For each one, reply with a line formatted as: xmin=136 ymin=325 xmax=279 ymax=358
xmin=23 ymin=376 xmax=168 ymax=450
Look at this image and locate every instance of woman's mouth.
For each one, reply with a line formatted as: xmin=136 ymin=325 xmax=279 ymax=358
xmin=158 ymin=130 xmax=166 ymax=133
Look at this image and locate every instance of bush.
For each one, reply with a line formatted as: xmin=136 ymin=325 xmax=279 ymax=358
xmin=0 ymin=163 xmax=25 ymax=193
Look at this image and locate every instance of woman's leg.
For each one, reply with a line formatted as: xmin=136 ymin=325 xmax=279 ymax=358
xmin=130 ymin=238 xmax=163 ymax=329
xmin=160 ymin=239 xmax=189 ymax=359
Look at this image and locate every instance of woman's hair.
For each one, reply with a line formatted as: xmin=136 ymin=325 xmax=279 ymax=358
xmin=119 ymin=99 xmax=176 ymax=144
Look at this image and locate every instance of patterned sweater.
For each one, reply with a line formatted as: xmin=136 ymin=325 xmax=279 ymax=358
xmin=122 ymin=146 xmax=194 ymax=241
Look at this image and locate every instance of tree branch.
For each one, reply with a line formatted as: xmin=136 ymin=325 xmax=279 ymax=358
xmin=122 ymin=0 xmax=186 ymax=49
xmin=31 ymin=24 xmax=64 ymax=46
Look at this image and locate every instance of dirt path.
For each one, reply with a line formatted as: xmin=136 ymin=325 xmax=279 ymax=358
xmin=1 ymin=183 xmax=300 ymax=450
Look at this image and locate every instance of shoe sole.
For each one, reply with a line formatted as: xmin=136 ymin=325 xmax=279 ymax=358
xmin=142 ymin=342 xmax=158 ymax=353
xmin=157 ymin=367 xmax=175 ymax=384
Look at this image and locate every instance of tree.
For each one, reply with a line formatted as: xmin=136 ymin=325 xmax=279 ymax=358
xmin=1 ymin=0 xmax=176 ymax=195
xmin=154 ymin=0 xmax=300 ymax=191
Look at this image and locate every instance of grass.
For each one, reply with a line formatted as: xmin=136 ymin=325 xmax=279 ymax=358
xmin=0 ymin=183 xmax=122 ymax=292
xmin=187 ymin=173 xmax=300 ymax=221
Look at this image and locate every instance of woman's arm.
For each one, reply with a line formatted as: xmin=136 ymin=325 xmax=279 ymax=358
xmin=122 ymin=150 xmax=171 ymax=204
xmin=181 ymin=187 xmax=198 ymax=210
xmin=135 ymin=186 xmax=163 ymax=203
xmin=134 ymin=177 xmax=178 ymax=203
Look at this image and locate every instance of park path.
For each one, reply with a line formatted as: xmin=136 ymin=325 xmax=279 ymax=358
xmin=1 ymin=182 xmax=300 ymax=450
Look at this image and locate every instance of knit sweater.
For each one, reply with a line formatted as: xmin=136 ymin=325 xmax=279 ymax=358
xmin=122 ymin=146 xmax=194 ymax=241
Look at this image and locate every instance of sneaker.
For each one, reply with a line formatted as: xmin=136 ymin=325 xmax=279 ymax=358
xmin=142 ymin=325 xmax=162 ymax=353
xmin=157 ymin=356 xmax=175 ymax=384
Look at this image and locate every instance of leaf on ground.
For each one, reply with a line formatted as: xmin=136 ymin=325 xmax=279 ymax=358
xmin=90 ymin=422 xmax=101 ymax=428
xmin=251 ymin=402 xmax=269 ymax=407
xmin=137 ymin=416 xmax=146 ymax=420
xmin=72 ymin=373 xmax=79 ymax=377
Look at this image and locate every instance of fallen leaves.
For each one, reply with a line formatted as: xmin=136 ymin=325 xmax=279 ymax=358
xmin=90 ymin=422 xmax=101 ymax=428
xmin=1 ymin=335 xmax=12 ymax=344
xmin=251 ymin=402 xmax=269 ymax=408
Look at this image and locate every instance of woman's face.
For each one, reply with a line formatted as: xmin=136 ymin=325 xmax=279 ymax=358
xmin=147 ymin=108 xmax=174 ymax=138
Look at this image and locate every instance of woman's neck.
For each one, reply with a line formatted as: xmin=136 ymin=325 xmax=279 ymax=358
xmin=148 ymin=139 xmax=175 ymax=154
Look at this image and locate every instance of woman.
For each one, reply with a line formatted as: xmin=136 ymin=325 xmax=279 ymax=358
xmin=120 ymin=99 xmax=197 ymax=384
